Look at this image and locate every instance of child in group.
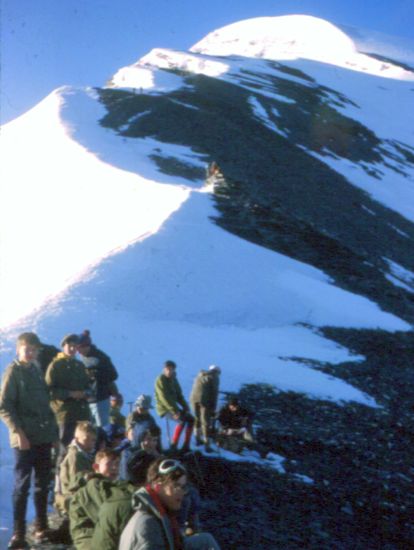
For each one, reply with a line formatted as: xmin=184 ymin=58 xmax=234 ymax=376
xmin=69 ymin=448 xmax=121 ymax=550
xmin=109 ymin=393 xmax=126 ymax=428
xmin=90 ymin=451 xmax=157 ymax=550
xmin=45 ymin=334 xmax=91 ymax=466
xmin=119 ymin=426 xmax=161 ymax=481
xmin=55 ymin=421 xmax=97 ymax=513
xmin=126 ymin=394 xmax=159 ymax=446
xmin=0 ymin=332 xmax=59 ymax=548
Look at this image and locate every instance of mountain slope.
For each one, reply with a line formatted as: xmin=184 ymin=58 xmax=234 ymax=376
xmin=1 ymin=15 xmax=414 ymax=548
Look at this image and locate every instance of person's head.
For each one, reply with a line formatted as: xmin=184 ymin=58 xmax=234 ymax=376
xmin=93 ymin=449 xmax=120 ymax=480
xmin=228 ymin=396 xmax=240 ymax=412
xmin=135 ymin=394 xmax=153 ymax=413
xmin=140 ymin=427 xmax=160 ymax=453
xmin=147 ymin=457 xmax=188 ymax=512
xmin=127 ymin=450 xmax=157 ymax=487
xmin=77 ymin=329 xmax=92 ymax=356
xmin=16 ymin=332 xmax=41 ymax=364
xmin=163 ymin=360 xmax=176 ymax=378
xmin=208 ymin=365 xmax=221 ymax=375
xmin=110 ymin=393 xmax=124 ymax=409
xmin=103 ymin=423 xmax=125 ymax=448
xmin=61 ymin=334 xmax=80 ymax=357
xmin=74 ymin=421 xmax=97 ymax=452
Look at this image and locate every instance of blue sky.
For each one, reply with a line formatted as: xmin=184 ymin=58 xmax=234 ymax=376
xmin=1 ymin=0 xmax=413 ymax=124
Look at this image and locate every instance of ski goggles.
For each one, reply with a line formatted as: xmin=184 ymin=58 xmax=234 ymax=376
xmin=158 ymin=459 xmax=186 ymax=476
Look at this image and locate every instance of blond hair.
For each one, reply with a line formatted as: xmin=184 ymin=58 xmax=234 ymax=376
xmin=74 ymin=421 xmax=97 ymax=438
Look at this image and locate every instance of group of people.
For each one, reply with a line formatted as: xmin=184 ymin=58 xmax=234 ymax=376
xmin=0 ymin=331 xmax=255 ymax=550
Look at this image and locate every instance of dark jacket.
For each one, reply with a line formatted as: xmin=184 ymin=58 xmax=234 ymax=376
xmin=154 ymin=373 xmax=188 ymax=417
xmin=45 ymin=353 xmax=91 ymax=424
xmin=0 ymin=360 xmax=58 ymax=448
xmin=78 ymin=345 xmax=118 ymax=402
xmin=36 ymin=343 xmax=60 ymax=375
xmin=190 ymin=370 xmax=220 ymax=411
xmin=90 ymin=483 xmax=135 ymax=550
xmin=218 ymin=404 xmax=253 ymax=430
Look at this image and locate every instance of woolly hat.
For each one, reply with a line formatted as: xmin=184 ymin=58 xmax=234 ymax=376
xmin=60 ymin=333 xmax=80 ymax=347
xmin=135 ymin=394 xmax=153 ymax=409
xmin=78 ymin=329 xmax=92 ymax=347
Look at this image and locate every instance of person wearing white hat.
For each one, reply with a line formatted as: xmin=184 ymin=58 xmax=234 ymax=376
xmin=190 ymin=365 xmax=221 ymax=452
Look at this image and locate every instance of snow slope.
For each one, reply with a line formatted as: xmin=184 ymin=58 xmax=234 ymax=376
xmin=1 ymin=14 xmax=413 ymax=543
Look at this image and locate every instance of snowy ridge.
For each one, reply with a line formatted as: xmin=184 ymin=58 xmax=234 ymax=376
xmin=1 ymin=14 xmax=414 ymax=543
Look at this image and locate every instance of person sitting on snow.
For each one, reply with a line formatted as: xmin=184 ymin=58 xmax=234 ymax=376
xmin=126 ymin=394 xmax=160 ymax=447
xmin=217 ymin=397 xmax=255 ymax=452
xmin=119 ymin=457 xmax=221 ymax=550
xmin=155 ymin=360 xmax=194 ymax=453
xmin=55 ymin=421 xmax=97 ymax=514
xmin=69 ymin=448 xmax=121 ymax=550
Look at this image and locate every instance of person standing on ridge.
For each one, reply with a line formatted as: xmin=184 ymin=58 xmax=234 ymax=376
xmin=45 ymin=333 xmax=91 ymax=466
xmin=190 ymin=365 xmax=221 ymax=453
xmin=155 ymin=360 xmax=194 ymax=453
xmin=77 ymin=330 xmax=119 ymax=428
xmin=0 ymin=332 xmax=59 ymax=549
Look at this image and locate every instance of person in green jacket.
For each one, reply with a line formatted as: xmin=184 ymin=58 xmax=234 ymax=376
xmin=90 ymin=450 xmax=156 ymax=550
xmin=0 ymin=332 xmax=59 ymax=549
xmin=69 ymin=448 xmax=122 ymax=550
xmin=45 ymin=333 xmax=91 ymax=465
xmin=155 ymin=360 xmax=194 ymax=452
xmin=55 ymin=421 xmax=97 ymax=514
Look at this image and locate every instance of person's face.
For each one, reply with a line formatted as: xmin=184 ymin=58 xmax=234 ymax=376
xmin=229 ymin=404 xmax=238 ymax=412
xmin=163 ymin=366 xmax=175 ymax=378
xmin=77 ymin=432 xmax=97 ymax=452
xmin=158 ymin=474 xmax=188 ymax=511
xmin=111 ymin=397 xmax=123 ymax=408
xmin=63 ymin=342 xmax=78 ymax=357
xmin=77 ymin=344 xmax=91 ymax=356
xmin=141 ymin=434 xmax=158 ymax=452
xmin=17 ymin=343 xmax=38 ymax=364
xmin=95 ymin=457 xmax=120 ymax=480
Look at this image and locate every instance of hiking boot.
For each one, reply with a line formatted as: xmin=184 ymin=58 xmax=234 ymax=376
xmin=7 ymin=534 xmax=29 ymax=549
xmin=33 ymin=529 xmax=56 ymax=544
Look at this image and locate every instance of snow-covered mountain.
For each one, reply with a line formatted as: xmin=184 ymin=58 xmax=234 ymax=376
xmin=1 ymin=15 xmax=414 ymax=545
